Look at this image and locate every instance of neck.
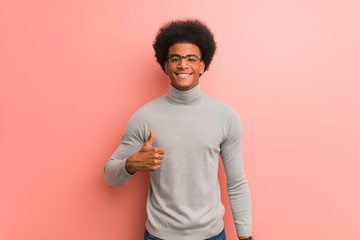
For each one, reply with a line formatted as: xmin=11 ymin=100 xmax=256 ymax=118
xmin=166 ymin=83 xmax=203 ymax=105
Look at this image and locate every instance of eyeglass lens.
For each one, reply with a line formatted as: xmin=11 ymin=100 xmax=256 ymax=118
xmin=168 ymin=54 xmax=199 ymax=64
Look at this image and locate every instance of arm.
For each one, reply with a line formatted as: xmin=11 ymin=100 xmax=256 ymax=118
xmin=220 ymin=111 xmax=252 ymax=238
xmin=104 ymin=112 xmax=164 ymax=187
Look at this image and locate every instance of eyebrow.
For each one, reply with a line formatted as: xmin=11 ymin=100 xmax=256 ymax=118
xmin=167 ymin=54 xmax=201 ymax=58
xmin=167 ymin=53 xmax=199 ymax=55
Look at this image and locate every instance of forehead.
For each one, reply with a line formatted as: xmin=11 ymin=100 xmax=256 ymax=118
xmin=168 ymin=43 xmax=201 ymax=55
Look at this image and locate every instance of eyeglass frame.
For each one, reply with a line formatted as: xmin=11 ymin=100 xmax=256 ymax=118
xmin=166 ymin=54 xmax=202 ymax=64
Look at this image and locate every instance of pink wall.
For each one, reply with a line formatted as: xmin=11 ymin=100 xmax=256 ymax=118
xmin=1 ymin=0 xmax=359 ymax=239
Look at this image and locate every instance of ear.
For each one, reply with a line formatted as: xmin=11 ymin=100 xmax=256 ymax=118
xmin=199 ymin=60 xmax=205 ymax=75
xmin=164 ymin=61 xmax=169 ymax=75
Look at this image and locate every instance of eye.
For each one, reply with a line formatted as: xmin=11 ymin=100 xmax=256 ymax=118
xmin=169 ymin=56 xmax=180 ymax=63
xmin=187 ymin=56 xmax=198 ymax=62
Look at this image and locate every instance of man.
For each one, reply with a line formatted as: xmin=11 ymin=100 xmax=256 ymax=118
xmin=104 ymin=19 xmax=253 ymax=240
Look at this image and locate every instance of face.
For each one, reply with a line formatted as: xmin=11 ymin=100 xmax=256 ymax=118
xmin=164 ymin=43 xmax=205 ymax=91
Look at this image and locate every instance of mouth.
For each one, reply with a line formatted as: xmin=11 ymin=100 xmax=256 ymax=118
xmin=175 ymin=72 xmax=193 ymax=79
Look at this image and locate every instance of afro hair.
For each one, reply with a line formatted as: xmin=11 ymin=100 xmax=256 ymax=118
xmin=153 ymin=19 xmax=216 ymax=72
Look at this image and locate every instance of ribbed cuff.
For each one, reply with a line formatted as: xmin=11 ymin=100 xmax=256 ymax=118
xmin=236 ymin=224 xmax=252 ymax=237
xmin=105 ymin=159 xmax=133 ymax=187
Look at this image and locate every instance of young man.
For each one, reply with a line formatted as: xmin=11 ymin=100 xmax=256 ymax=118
xmin=104 ymin=19 xmax=253 ymax=240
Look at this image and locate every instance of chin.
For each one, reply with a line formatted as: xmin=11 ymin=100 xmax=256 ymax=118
xmin=175 ymin=84 xmax=196 ymax=91
xmin=170 ymin=76 xmax=199 ymax=90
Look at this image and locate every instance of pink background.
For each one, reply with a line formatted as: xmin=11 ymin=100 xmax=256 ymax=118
xmin=1 ymin=1 xmax=359 ymax=239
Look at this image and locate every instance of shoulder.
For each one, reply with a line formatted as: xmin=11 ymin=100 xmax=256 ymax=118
xmin=204 ymin=93 xmax=241 ymax=121
xmin=124 ymin=95 xmax=166 ymax=142
xmin=203 ymin=93 xmax=243 ymax=141
xmin=126 ymin=95 xmax=166 ymax=130
xmin=129 ymin=95 xmax=166 ymax=120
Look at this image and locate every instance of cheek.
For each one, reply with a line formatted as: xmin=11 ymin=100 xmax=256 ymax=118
xmin=197 ymin=66 xmax=204 ymax=75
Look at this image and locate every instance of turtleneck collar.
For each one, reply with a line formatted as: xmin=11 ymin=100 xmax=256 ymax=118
xmin=166 ymin=83 xmax=204 ymax=105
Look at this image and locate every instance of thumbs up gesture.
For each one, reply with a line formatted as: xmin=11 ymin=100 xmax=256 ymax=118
xmin=125 ymin=129 xmax=165 ymax=174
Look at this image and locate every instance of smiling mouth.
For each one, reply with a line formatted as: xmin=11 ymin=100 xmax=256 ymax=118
xmin=175 ymin=73 xmax=193 ymax=79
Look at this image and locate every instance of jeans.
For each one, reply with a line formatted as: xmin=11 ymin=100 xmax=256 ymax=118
xmin=144 ymin=228 xmax=226 ymax=240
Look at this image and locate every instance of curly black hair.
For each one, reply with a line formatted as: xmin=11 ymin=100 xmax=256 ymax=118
xmin=153 ymin=19 xmax=216 ymax=72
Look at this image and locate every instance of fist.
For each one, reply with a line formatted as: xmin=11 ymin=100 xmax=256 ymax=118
xmin=125 ymin=129 xmax=165 ymax=174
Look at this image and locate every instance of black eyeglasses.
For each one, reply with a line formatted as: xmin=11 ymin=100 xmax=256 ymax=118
xmin=166 ymin=54 xmax=201 ymax=64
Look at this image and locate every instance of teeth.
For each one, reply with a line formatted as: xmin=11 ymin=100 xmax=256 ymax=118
xmin=177 ymin=73 xmax=192 ymax=79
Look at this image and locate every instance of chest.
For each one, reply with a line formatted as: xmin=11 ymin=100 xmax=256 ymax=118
xmin=148 ymin=105 xmax=227 ymax=156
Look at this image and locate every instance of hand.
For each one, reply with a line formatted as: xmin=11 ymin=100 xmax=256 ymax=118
xmin=125 ymin=129 xmax=165 ymax=174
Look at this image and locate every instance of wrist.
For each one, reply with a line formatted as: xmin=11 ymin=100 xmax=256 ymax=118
xmin=125 ymin=158 xmax=136 ymax=175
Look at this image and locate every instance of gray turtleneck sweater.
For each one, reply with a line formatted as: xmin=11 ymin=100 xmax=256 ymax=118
xmin=104 ymin=84 xmax=252 ymax=239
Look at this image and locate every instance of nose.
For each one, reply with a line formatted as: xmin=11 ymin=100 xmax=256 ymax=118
xmin=177 ymin=57 xmax=188 ymax=69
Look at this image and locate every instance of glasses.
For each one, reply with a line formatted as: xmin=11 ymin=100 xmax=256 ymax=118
xmin=166 ymin=54 xmax=201 ymax=64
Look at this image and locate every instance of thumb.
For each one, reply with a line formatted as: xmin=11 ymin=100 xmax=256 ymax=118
xmin=144 ymin=128 xmax=154 ymax=147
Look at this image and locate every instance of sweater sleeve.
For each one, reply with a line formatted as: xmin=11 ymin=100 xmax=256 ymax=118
xmin=220 ymin=111 xmax=252 ymax=237
xmin=104 ymin=111 xmax=145 ymax=187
